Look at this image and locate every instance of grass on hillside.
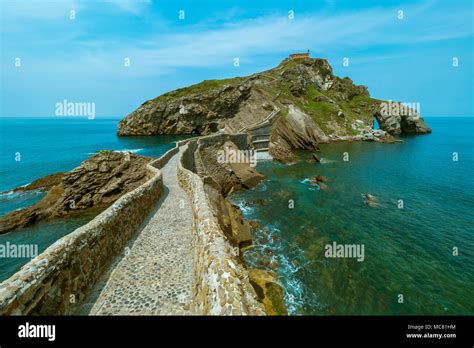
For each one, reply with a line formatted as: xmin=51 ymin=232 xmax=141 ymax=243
xmin=151 ymin=77 xmax=245 ymax=103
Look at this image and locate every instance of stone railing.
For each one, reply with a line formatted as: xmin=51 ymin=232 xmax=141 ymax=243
xmin=0 ymin=144 xmax=183 ymax=315
xmin=177 ymin=137 xmax=265 ymax=315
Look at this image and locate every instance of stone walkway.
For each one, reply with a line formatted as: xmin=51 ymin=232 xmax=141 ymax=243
xmin=77 ymin=149 xmax=197 ymax=315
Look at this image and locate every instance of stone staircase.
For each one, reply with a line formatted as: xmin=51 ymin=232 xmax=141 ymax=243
xmin=239 ymin=107 xmax=280 ymax=152
xmin=250 ymin=130 xmax=271 ymax=152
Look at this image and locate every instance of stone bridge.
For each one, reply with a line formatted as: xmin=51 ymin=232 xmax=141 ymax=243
xmin=0 ymin=135 xmax=266 ymax=316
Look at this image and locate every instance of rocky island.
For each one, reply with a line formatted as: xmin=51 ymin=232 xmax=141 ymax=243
xmin=118 ymin=57 xmax=431 ymax=162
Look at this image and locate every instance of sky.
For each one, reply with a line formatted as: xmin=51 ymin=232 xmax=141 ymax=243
xmin=0 ymin=0 xmax=473 ymax=118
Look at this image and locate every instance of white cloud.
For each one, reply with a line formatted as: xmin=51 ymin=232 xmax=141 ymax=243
xmin=2 ymin=1 xmax=473 ymax=81
xmin=105 ymin=0 xmax=151 ymax=15
xmin=2 ymin=0 xmax=472 ymax=117
xmin=0 ymin=0 xmax=151 ymax=22
xmin=0 ymin=0 xmax=80 ymax=19
xmin=60 ymin=2 xmax=472 ymax=78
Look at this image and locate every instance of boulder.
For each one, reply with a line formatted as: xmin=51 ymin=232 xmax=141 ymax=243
xmin=224 ymin=201 xmax=253 ymax=248
xmin=375 ymin=102 xmax=431 ymax=135
xmin=229 ymin=163 xmax=265 ymax=189
xmin=248 ymin=269 xmax=288 ymax=316
xmin=196 ymin=140 xmax=265 ymax=195
xmin=309 ymin=175 xmax=327 ymax=184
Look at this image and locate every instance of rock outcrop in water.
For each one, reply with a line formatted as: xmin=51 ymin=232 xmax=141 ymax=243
xmin=1 ymin=172 xmax=65 ymax=195
xmin=375 ymin=110 xmax=432 ymax=135
xmin=0 ymin=151 xmax=151 ymax=234
xmin=248 ymin=269 xmax=288 ymax=315
xmin=117 ymin=57 xmax=431 ymax=162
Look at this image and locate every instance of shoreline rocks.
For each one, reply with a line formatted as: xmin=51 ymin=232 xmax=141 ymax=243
xmin=0 ymin=172 xmax=65 ymax=195
xmin=327 ymin=128 xmax=396 ymax=143
xmin=0 ymin=151 xmax=151 ymax=234
xmin=223 ymin=201 xmax=253 ymax=248
xmin=248 ymin=269 xmax=288 ymax=316
xmin=375 ymin=108 xmax=432 ymax=135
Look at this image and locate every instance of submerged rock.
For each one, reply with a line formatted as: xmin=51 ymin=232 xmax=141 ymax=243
xmin=248 ymin=198 xmax=268 ymax=206
xmin=318 ymin=182 xmax=328 ymax=190
xmin=312 ymin=175 xmax=328 ymax=183
xmin=249 ymin=220 xmax=263 ymax=230
xmin=362 ymin=193 xmax=377 ymax=201
xmin=307 ymin=175 xmax=329 ymax=190
xmin=362 ymin=193 xmax=382 ymax=208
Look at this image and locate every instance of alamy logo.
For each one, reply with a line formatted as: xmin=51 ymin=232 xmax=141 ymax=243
xmin=55 ymin=99 xmax=95 ymax=119
xmin=18 ymin=322 xmax=56 ymax=341
xmin=0 ymin=242 xmax=38 ymax=258
xmin=380 ymin=100 xmax=420 ymax=117
xmin=325 ymin=241 xmax=365 ymax=262
xmin=217 ymin=147 xmax=257 ymax=167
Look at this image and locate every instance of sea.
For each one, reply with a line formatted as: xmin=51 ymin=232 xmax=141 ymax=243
xmin=0 ymin=116 xmax=472 ymax=315
xmin=230 ymin=117 xmax=474 ymax=315
xmin=0 ymin=117 xmax=188 ymax=281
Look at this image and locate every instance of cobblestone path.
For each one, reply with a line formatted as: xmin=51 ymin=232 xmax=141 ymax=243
xmin=77 ymin=149 xmax=196 ymax=315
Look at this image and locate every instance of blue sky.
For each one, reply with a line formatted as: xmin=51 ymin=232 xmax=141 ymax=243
xmin=0 ymin=0 xmax=472 ymax=118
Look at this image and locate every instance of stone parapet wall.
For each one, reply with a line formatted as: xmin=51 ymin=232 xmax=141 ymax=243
xmin=196 ymin=133 xmax=249 ymax=150
xmin=0 ymin=144 xmax=183 ymax=315
xmin=149 ymin=146 xmax=179 ymax=169
xmin=177 ymin=139 xmax=265 ymax=315
xmin=0 ymin=136 xmax=266 ymax=316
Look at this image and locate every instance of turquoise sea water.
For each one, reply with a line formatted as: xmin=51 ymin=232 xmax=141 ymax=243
xmin=230 ymin=117 xmax=474 ymax=315
xmin=0 ymin=117 xmax=188 ymax=281
xmin=0 ymin=116 xmax=472 ymax=314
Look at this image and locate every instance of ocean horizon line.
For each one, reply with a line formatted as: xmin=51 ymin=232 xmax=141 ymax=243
xmin=0 ymin=115 xmax=124 ymax=119
xmin=1 ymin=115 xmax=473 ymax=119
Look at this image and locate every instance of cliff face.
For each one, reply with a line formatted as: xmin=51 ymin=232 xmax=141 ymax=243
xmin=375 ymin=110 xmax=432 ymax=135
xmin=118 ymin=80 xmax=252 ymax=135
xmin=117 ymin=57 xmax=431 ymax=157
